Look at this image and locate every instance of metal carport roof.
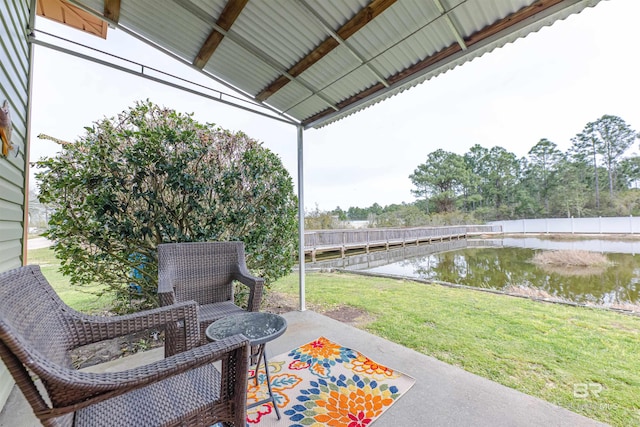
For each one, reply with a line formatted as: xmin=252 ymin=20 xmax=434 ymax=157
xmin=53 ymin=0 xmax=601 ymax=130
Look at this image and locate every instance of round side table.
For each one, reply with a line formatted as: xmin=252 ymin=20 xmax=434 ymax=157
xmin=205 ymin=312 xmax=287 ymax=419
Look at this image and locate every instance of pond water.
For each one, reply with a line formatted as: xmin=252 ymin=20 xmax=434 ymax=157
xmin=347 ymin=237 xmax=640 ymax=308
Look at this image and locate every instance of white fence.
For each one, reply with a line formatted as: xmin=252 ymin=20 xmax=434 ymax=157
xmin=472 ymin=237 xmax=640 ymax=254
xmin=489 ymin=217 xmax=640 ymax=234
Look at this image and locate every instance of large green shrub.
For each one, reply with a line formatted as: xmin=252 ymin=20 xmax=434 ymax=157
xmin=36 ymin=101 xmax=298 ymax=312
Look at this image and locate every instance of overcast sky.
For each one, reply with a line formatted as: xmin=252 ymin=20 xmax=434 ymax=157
xmin=30 ymin=0 xmax=639 ymax=212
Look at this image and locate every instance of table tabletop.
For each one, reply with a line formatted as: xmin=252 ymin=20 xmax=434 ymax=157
xmin=205 ymin=312 xmax=287 ymax=346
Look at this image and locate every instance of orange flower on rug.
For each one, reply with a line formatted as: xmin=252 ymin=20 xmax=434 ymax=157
xmin=247 ymin=336 xmax=415 ymax=427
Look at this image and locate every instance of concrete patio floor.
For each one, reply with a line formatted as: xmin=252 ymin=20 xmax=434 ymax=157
xmin=0 ymin=310 xmax=607 ymax=426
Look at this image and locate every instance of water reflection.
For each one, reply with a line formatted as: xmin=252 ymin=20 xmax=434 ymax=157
xmin=309 ymin=238 xmax=640 ymax=307
xmin=375 ymin=248 xmax=640 ymax=306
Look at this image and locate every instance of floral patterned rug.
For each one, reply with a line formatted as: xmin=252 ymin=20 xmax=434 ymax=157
xmin=247 ymin=336 xmax=415 ymax=426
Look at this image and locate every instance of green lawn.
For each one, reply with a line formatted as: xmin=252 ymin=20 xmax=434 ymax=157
xmin=27 ymin=247 xmax=114 ymax=313
xmin=272 ymin=271 xmax=640 ymax=427
xmin=29 ymin=247 xmax=639 ymax=426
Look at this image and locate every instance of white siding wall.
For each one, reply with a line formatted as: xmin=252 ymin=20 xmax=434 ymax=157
xmin=0 ymin=0 xmax=31 ymax=409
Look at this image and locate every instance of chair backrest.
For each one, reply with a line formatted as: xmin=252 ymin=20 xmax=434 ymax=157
xmin=0 ymin=265 xmax=77 ymax=367
xmin=158 ymin=241 xmax=246 ymax=305
xmin=0 ymin=265 xmax=78 ymax=426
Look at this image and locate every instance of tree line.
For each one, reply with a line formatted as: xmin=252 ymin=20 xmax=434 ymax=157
xmin=313 ymin=115 xmax=639 ymax=228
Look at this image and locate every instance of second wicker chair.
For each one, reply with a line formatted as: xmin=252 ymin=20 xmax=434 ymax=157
xmin=158 ymin=241 xmax=264 ymax=356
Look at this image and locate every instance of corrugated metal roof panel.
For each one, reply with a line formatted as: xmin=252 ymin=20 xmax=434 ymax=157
xmin=298 ymin=47 xmax=362 ymax=99
xmin=371 ymin=18 xmax=454 ymax=77
xmin=321 ymin=66 xmax=381 ymax=103
xmin=117 ymin=0 xmax=208 ymax=64
xmin=67 ymin=0 xmax=603 ymax=128
xmin=204 ymin=38 xmax=276 ymax=95
xmin=452 ymin=0 xmax=532 ymax=37
xmin=188 ymin=0 xmax=226 ymax=18
xmin=348 ymin=0 xmax=442 ymax=59
xmin=312 ymin=0 xmax=602 ymax=128
xmin=233 ymin=0 xmax=328 ymax=69
xmin=303 ymin=0 xmax=371 ymax=30
xmin=285 ymin=95 xmax=334 ymax=121
xmin=264 ymin=80 xmax=315 ymax=114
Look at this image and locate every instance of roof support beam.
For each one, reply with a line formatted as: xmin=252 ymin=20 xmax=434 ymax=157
xmin=256 ymin=0 xmax=397 ymax=102
xmin=295 ymin=0 xmax=390 ymax=88
xmin=193 ymin=0 xmax=249 ymax=69
xmin=303 ymin=0 xmax=566 ymax=127
xmin=103 ymin=0 xmax=120 ymax=24
xmin=174 ymin=0 xmax=339 ymax=112
xmin=433 ymin=0 xmax=466 ymax=50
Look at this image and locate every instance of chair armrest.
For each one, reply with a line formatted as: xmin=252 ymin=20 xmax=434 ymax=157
xmin=32 ymin=334 xmax=249 ymax=418
xmin=157 ymin=277 xmax=177 ymax=307
xmin=233 ymin=266 xmax=264 ymax=312
xmin=69 ymin=301 xmax=200 ymax=349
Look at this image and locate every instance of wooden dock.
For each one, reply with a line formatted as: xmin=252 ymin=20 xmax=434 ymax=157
xmin=303 ymin=225 xmax=500 ymax=262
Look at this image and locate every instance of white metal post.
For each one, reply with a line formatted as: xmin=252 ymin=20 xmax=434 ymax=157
xmin=297 ymin=125 xmax=306 ymax=311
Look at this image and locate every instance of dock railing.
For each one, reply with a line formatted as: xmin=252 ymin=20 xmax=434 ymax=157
xmin=304 ymin=225 xmax=500 ymax=261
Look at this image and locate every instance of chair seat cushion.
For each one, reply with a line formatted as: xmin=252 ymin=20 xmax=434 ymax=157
xmin=74 ymin=363 xmax=222 ymax=426
xmin=198 ymin=301 xmax=246 ymax=324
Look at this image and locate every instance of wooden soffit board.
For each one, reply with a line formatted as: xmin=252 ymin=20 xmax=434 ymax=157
xmin=37 ymin=0 xmax=108 ymax=39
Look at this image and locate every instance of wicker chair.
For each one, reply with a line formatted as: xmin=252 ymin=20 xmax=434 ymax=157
xmin=0 ymin=265 xmax=249 ymax=427
xmin=158 ymin=241 xmax=264 ymax=357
